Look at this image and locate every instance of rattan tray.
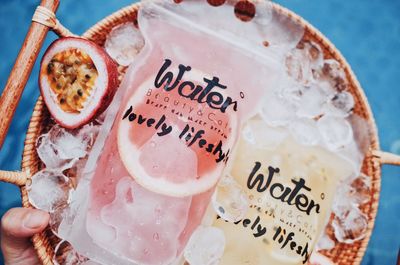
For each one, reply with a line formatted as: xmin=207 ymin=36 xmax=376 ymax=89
xmin=0 ymin=1 xmax=399 ymax=265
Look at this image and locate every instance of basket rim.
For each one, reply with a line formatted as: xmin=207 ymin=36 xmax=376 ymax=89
xmin=20 ymin=1 xmax=382 ymax=265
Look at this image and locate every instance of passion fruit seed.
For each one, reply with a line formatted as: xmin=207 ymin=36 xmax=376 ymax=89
xmin=45 ymin=48 xmax=98 ymax=113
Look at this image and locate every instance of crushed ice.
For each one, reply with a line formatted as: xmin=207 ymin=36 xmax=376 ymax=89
xmin=184 ymin=226 xmax=226 ymax=265
xmin=27 ymin=169 xmax=71 ymax=213
xmin=332 ymin=205 xmax=368 ymax=244
xmin=330 ymin=173 xmax=371 ymax=244
xmin=240 ymin=30 xmax=370 ymax=251
xmin=36 ymin=124 xmax=99 ymax=171
xmin=104 ymin=22 xmax=145 ymax=66
xmin=32 ymin=123 xmax=100 ymax=234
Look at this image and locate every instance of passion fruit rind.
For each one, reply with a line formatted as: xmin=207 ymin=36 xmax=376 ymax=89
xmin=39 ymin=37 xmax=119 ymax=129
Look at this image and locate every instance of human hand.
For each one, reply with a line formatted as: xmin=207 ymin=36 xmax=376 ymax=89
xmin=1 ymin=208 xmax=49 ymax=265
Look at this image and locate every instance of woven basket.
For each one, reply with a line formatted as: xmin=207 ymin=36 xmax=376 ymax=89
xmin=1 ymin=1 xmax=399 ymax=265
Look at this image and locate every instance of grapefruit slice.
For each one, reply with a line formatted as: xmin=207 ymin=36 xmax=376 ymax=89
xmin=117 ymin=65 xmax=237 ymax=197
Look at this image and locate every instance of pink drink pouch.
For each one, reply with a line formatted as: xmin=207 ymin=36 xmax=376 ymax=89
xmin=58 ymin=1 xmax=291 ymax=264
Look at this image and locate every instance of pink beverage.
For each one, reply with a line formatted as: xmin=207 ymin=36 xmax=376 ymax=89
xmin=85 ymin=57 xmax=236 ymax=264
xmin=61 ymin=1 xmax=280 ymax=264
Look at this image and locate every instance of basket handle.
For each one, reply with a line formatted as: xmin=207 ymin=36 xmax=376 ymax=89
xmin=373 ymin=150 xmax=400 ymax=166
xmin=0 ymin=0 xmax=63 ymax=149
xmin=0 ymin=170 xmax=28 ymax=186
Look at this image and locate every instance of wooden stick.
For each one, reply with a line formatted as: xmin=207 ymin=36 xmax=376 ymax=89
xmin=373 ymin=150 xmax=400 ymax=166
xmin=0 ymin=0 xmax=60 ymax=148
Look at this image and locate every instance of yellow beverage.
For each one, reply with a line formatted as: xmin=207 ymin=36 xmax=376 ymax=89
xmin=213 ymin=118 xmax=353 ymax=265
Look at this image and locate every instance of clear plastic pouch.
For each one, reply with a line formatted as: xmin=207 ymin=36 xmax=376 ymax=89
xmin=58 ymin=1 xmax=286 ymax=264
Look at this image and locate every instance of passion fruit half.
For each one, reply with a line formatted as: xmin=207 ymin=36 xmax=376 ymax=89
xmin=39 ymin=37 xmax=118 ymax=129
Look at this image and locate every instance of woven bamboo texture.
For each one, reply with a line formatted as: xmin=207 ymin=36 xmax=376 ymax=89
xmin=1 ymin=1 xmax=400 ymax=265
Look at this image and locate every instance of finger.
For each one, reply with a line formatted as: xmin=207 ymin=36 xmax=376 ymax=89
xmin=1 ymin=208 xmax=49 ymax=262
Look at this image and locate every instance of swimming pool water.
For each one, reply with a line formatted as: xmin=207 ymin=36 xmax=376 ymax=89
xmin=0 ymin=0 xmax=399 ymax=264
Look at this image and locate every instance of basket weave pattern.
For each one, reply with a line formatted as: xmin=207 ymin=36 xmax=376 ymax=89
xmin=2 ymin=2 xmax=399 ymax=265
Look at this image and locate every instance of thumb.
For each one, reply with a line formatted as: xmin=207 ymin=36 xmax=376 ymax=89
xmin=1 ymin=208 xmax=49 ymax=264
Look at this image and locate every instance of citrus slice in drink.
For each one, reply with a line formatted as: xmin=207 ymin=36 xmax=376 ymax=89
xmin=117 ymin=64 xmax=237 ymax=197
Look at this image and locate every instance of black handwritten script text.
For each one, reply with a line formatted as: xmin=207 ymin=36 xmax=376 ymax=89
xmin=122 ymin=107 xmax=230 ymax=164
xmin=217 ymin=215 xmax=267 ymax=238
xmin=215 ymin=162 xmax=321 ymax=264
xmin=217 ymin=215 xmax=310 ymax=264
xmin=247 ymin=162 xmax=321 ymax=216
xmin=154 ymin=59 xmax=238 ymax=113
xmin=273 ymin=226 xmax=310 ymax=264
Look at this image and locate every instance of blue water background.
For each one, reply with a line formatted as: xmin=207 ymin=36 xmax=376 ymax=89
xmin=0 ymin=0 xmax=399 ymax=264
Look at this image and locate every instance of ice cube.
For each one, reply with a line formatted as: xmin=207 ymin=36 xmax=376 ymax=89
xmin=332 ymin=205 xmax=368 ymax=244
xmin=27 ymin=169 xmax=71 ymax=213
xmin=260 ymin=94 xmax=297 ymax=127
xmin=300 ymin=41 xmax=324 ymax=70
xmin=317 ymin=79 xmax=337 ymax=99
xmin=315 ymin=233 xmax=335 ymax=251
xmin=54 ymin=129 xmax=87 ymax=160
xmin=36 ymin=125 xmax=89 ymax=171
xmin=77 ymin=123 xmax=101 ymax=149
xmin=296 ymin=86 xmax=327 ymax=119
xmin=286 ymin=41 xmax=323 ymax=86
xmin=325 ymin=91 xmax=355 ymax=117
xmin=278 ymin=80 xmax=306 ymax=107
xmin=349 ymin=173 xmax=371 ymax=205
xmin=331 ymin=173 xmax=369 ymax=217
xmin=254 ymin=1 xmax=273 ymax=26
xmin=317 ymin=116 xmax=353 ymax=150
xmin=332 ymin=179 xmax=354 ymax=218
xmin=212 ymin=175 xmax=249 ymax=223
xmin=242 ymin=119 xmax=289 ymax=150
xmin=289 ymin=118 xmax=320 ymax=146
xmin=319 ymin=59 xmax=348 ymax=92
xmin=49 ymin=207 xmax=66 ymax=236
xmin=286 ymin=49 xmax=312 ymax=86
xmin=36 ymin=133 xmax=72 ymax=170
xmin=66 ymin=157 xmax=88 ymax=187
xmin=50 ymin=202 xmax=78 ymax=237
xmin=262 ymin=9 xmax=304 ymax=50
xmin=105 ymin=22 xmax=145 ymax=66
xmin=184 ymin=226 xmax=226 ymax=265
